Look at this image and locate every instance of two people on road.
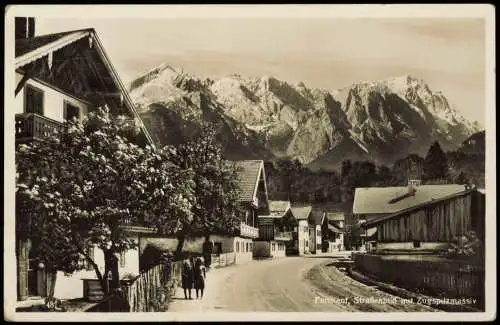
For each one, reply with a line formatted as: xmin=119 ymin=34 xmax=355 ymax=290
xmin=181 ymin=255 xmax=206 ymax=300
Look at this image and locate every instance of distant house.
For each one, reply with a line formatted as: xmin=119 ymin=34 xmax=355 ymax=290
xmin=288 ymin=206 xmax=312 ymax=255
xmin=325 ymin=212 xmax=345 ymax=252
xmin=14 ymin=18 xmax=156 ymax=301
xmin=253 ymin=200 xmax=292 ymax=259
xmin=361 ymin=188 xmax=485 ymax=253
xmin=353 ymin=180 xmax=481 ymax=252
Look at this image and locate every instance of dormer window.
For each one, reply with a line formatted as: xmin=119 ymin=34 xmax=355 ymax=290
xmin=24 ymin=84 xmax=44 ymax=115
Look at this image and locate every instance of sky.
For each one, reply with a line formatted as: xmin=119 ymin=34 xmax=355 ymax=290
xmin=35 ymin=17 xmax=486 ymax=126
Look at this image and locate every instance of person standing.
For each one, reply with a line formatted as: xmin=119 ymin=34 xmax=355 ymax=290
xmin=181 ymin=257 xmax=194 ymax=300
xmin=193 ymin=257 xmax=206 ymax=299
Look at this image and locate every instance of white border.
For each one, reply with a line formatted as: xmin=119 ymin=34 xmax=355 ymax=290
xmin=4 ymin=4 xmax=496 ymax=322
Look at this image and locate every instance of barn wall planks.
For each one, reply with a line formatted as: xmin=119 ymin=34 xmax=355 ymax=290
xmin=377 ymin=193 xmax=478 ymax=243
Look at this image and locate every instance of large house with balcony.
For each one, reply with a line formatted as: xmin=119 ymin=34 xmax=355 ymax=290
xmin=14 ymin=18 xmax=157 ymax=301
xmin=253 ymin=200 xmax=293 ymax=259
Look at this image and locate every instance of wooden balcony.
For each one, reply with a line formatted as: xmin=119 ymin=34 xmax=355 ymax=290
xmin=15 ymin=113 xmax=62 ymax=143
xmin=274 ymin=231 xmax=293 ymax=242
xmin=240 ymin=222 xmax=259 ymax=239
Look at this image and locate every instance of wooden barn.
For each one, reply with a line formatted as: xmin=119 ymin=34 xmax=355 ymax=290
xmin=361 ymin=187 xmax=485 ymax=253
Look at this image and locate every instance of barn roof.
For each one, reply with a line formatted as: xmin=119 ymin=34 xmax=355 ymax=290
xmin=15 ymin=28 xmax=155 ymax=148
xmin=291 ymin=206 xmax=312 ymax=220
xmin=362 ymin=188 xmax=476 ymax=228
xmin=233 ymin=160 xmax=267 ymax=203
xmin=353 ymin=184 xmax=467 ymax=215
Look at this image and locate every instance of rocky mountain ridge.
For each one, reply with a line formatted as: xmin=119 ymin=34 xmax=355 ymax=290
xmin=129 ymin=64 xmax=481 ymax=170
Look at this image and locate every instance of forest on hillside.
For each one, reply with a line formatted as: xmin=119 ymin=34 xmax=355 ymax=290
xmin=264 ymin=141 xmax=485 ymax=208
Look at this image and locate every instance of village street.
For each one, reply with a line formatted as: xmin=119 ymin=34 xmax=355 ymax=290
xmin=168 ymin=252 xmax=438 ymax=312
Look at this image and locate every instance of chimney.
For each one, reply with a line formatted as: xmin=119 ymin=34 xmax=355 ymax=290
xmin=407 ymin=179 xmax=421 ymax=195
xmin=15 ymin=17 xmax=35 ymax=39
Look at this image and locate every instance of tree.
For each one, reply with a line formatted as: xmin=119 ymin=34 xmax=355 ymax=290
xmin=423 ymin=141 xmax=449 ymax=182
xmin=16 ymin=107 xmax=193 ymax=295
xmin=454 ymin=171 xmax=470 ymax=185
xmin=392 ymin=154 xmax=424 ymax=185
xmin=164 ymin=122 xmax=243 ymax=258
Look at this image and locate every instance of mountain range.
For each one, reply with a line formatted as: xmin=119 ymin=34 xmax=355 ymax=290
xmin=129 ymin=64 xmax=482 ymax=170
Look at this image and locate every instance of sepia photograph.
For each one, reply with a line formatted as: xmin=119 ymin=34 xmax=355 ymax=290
xmin=3 ymin=4 xmax=496 ymax=322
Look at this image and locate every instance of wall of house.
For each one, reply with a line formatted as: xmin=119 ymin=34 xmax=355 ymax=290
xmin=271 ymin=241 xmax=287 ymax=258
xmin=253 ymin=241 xmax=287 ymax=258
xmin=139 ymin=235 xmax=253 ymax=264
xmin=308 ymin=225 xmax=316 ymax=253
xmin=298 ymin=220 xmax=309 ymax=255
xmin=374 ymin=242 xmax=450 ymax=252
xmin=53 ymin=234 xmax=139 ymax=300
xmin=376 ymin=193 xmax=475 ymax=244
xmin=315 ymin=225 xmax=322 ymax=252
xmin=15 ymin=73 xmax=91 ymax=122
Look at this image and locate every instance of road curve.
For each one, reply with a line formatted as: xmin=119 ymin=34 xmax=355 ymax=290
xmin=168 ymin=253 xmax=437 ymax=312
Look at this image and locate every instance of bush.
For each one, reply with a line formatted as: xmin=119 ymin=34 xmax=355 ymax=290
xmin=446 ymin=231 xmax=484 ymax=260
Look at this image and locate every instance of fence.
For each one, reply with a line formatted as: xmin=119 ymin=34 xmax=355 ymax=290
xmin=86 ymin=260 xmax=183 ymax=312
xmin=353 ymin=253 xmax=484 ymax=308
xmin=125 ymin=261 xmax=183 ymax=312
xmin=210 ymin=252 xmax=236 ymax=268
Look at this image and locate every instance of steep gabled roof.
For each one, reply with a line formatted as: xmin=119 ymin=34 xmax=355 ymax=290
xmin=312 ymin=211 xmax=325 ymax=226
xmin=291 ymin=206 xmax=312 ymax=220
xmin=15 ymin=28 xmax=155 ymax=148
xmin=233 ymin=160 xmax=268 ymax=203
xmin=353 ymin=184 xmax=467 ymax=215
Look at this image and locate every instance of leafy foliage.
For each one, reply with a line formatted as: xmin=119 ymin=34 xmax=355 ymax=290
xmin=446 ymin=231 xmax=484 ymax=260
xmin=162 ymin=122 xmax=243 ymax=255
xmin=16 ymin=107 xmax=195 ymax=293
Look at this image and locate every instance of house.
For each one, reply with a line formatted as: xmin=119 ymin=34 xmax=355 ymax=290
xmin=14 ymin=18 xmax=156 ymax=301
xmin=306 ymin=209 xmax=324 ymax=254
xmin=136 ymin=160 xmax=267 ymax=267
xmin=253 ymin=200 xmax=293 ymax=259
xmin=287 ymin=206 xmax=312 ymax=255
xmin=325 ymin=212 xmax=345 ymax=252
xmin=353 ymin=179 xmax=479 ymax=252
xmin=360 ymin=187 xmax=485 ymax=253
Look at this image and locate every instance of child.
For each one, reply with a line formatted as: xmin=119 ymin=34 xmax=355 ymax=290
xmin=193 ymin=257 xmax=206 ymax=299
xmin=181 ymin=257 xmax=194 ymax=300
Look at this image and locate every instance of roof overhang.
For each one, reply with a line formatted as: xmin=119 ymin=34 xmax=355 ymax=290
xmin=15 ymin=29 xmax=155 ymax=148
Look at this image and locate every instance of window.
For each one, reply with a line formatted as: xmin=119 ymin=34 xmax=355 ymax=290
xmin=24 ymin=84 xmax=44 ymax=115
xmin=120 ymin=251 xmax=126 ymax=268
xmin=236 ymin=242 xmax=240 ymax=253
xmin=413 ymin=241 xmax=421 ymax=248
xmin=64 ymin=101 xmax=80 ymax=121
xmin=246 ymin=243 xmax=249 ymax=252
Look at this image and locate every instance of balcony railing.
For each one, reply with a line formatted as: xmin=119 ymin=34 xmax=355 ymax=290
xmin=274 ymin=231 xmax=293 ymax=241
xmin=15 ymin=113 xmax=62 ymax=143
xmin=240 ymin=222 xmax=259 ymax=239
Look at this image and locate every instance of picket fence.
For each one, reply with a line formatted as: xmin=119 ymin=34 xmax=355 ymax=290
xmin=124 ymin=261 xmax=183 ymax=312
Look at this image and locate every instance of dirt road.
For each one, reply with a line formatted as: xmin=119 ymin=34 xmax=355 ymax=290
xmin=168 ymin=253 xmax=438 ymax=312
